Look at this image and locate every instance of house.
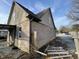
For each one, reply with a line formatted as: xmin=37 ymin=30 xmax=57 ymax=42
xmin=7 ymin=1 xmax=56 ymax=54
xmin=0 ymin=1 xmax=56 ymax=56
xmin=69 ymin=24 xmax=79 ymax=59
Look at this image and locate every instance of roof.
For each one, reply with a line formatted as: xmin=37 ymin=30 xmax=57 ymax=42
xmin=0 ymin=24 xmax=16 ymax=30
xmin=7 ymin=1 xmax=15 ymax=24
xmin=8 ymin=1 xmax=41 ymax=24
xmin=36 ymin=8 xmax=56 ymax=30
xmin=16 ymin=2 xmax=41 ymax=22
xmin=37 ymin=8 xmax=50 ymax=18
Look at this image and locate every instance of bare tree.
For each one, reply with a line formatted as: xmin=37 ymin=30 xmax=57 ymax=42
xmin=67 ymin=0 xmax=79 ymax=21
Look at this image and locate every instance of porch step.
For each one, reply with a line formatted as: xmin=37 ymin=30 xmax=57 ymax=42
xmin=45 ymin=47 xmax=73 ymax=59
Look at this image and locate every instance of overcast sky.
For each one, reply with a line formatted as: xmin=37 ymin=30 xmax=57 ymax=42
xmin=0 ymin=0 xmax=72 ymax=28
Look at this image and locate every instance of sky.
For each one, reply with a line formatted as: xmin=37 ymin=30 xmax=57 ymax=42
xmin=0 ymin=0 xmax=72 ymax=29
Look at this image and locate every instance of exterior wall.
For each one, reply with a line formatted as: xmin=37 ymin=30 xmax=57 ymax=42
xmin=8 ymin=3 xmax=30 ymax=53
xmin=69 ymin=31 xmax=79 ymax=38
xmin=31 ymin=21 xmax=56 ymax=49
xmin=69 ymin=31 xmax=79 ymax=58
xmin=8 ymin=2 xmax=56 ymax=52
xmin=39 ymin=10 xmax=54 ymax=28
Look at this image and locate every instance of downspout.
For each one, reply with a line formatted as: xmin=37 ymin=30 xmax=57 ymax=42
xmin=29 ymin=18 xmax=34 ymax=58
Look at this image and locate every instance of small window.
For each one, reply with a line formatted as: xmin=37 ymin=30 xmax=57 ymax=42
xmin=18 ymin=27 xmax=22 ymax=38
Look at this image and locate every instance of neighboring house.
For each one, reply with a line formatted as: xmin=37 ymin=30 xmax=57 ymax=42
xmin=6 ymin=1 xmax=56 ymax=54
xmin=68 ymin=21 xmax=79 ymax=59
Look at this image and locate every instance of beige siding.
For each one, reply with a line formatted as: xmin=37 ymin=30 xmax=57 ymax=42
xmin=31 ymin=21 xmax=56 ymax=49
xmin=15 ymin=19 xmax=30 ymax=53
xmin=9 ymin=3 xmax=29 ymax=25
xmin=8 ymin=3 xmax=30 ymax=53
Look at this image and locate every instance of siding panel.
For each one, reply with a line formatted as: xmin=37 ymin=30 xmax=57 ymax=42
xmin=31 ymin=22 xmax=56 ymax=49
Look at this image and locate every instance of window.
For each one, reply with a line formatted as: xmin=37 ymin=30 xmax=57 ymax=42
xmin=18 ymin=27 xmax=22 ymax=38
